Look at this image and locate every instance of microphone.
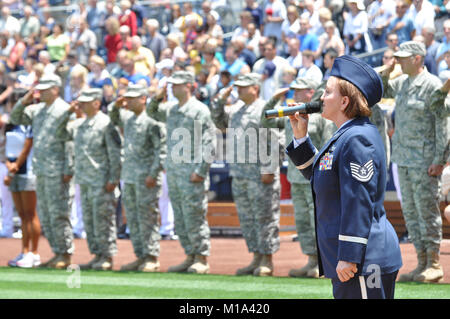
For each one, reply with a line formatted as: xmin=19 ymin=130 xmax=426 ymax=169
xmin=264 ymin=101 xmax=323 ymax=119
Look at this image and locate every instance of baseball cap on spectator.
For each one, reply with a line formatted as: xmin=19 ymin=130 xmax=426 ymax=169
xmin=156 ymin=59 xmax=174 ymax=70
xmin=233 ymin=73 xmax=262 ymax=87
xmin=167 ymin=71 xmax=195 ymax=84
xmin=290 ymin=77 xmax=320 ymax=90
xmin=77 ymin=88 xmax=103 ymax=102
xmin=123 ymin=84 xmax=148 ymax=97
xmin=35 ymin=73 xmax=62 ymax=90
xmin=262 ymin=61 xmax=276 ymax=78
xmin=102 ymin=77 xmax=113 ymax=86
xmin=393 ymin=41 xmax=427 ymax=58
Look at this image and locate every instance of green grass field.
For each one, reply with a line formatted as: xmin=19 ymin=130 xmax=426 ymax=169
xmin=0 ymin=267 xmax=449 ymax=299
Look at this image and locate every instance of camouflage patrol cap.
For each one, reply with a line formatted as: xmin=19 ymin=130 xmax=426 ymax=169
xmin=290 ymin=77 xmax=320 ymax=90
xmin=393 ymin=41 xmax=427 ymax=58
xmin=167 ymin=71 xmax=195 ymax=84
xmin=35 ymin=73 xmax=62 ymax=90
xmin=123 ymin=84 xmax=148 ymax=98
xmin=233 ymin=73 xmax=262 ymax=87
xmin=77 ymin=88 xmax=103 ymax=102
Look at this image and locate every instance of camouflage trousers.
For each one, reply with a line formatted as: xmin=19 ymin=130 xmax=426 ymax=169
xmin=123 ymin=180 xmax=162 ymax=258
xmin=397 ymin=166 xmax=443 ymax=252
xmin=232 ymin=175 xmax=281 ymax=255
xmin=36 ymin=175 xmax=74 ymax=255
xmin=79 ymin=184 xmax=117 ymax=257
xmin=291 ymin=183 xmax=317 ymax=256
xmin=166 ymin=171 xmax=210 ymax=256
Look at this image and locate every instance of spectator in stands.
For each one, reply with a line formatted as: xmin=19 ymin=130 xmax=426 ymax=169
xmin=119 ymin=0 xmax=137 ymax=36
xmin=104 ymin=17 xmax=122 ymax=64
xmin=17 ymin=58 xmax=42 ymax=90
xmin=4 ymin=33 xmax=26 ymax=72
xmin=367 ymin=0 xmax=397 ymax=51
xmin=246 ymin=22 xmax=261 ymax=58
xmin=297 ymin=50 xmax=323 ymax=83
xmin=232 ymin=11 xmax=253 ymax=42
xmin=19 ymin=5 xmax=41 ymax=41
xmin=422 ymin=26 xmax=441 ymax=63
xmin=221 ymin=45 xmax=249 ymax=79
xmin=408 ymin=0 xmax=436 ymax=36
xmin=105 ymin=0 xmax=121 ymax=21
xmin=67 ymin=64 xmax=89 ymax=102
xmin=88 ymin=55 xmax=112 ymax=89
xmin=244 ymin=0 xmax=264 ymax=30
xmin=142 ymin=19 xmax=167 ymax=63
xmin=260 ymin=60 xmax=277 ymax=100
xmin=118 ymin=25 xmax=133 ymax=51
xmin=387 ymin=0 xmax=415 ymax=44
xmin=73 ymin=17 xmax=98 ymax=68
xmin=38 ymin=50 xmax=55 ymax=75
xmin=281 ymin=5 xmax=300 ymax=56
xmin=436 ymin=19 xmax=450 ymax=71
xmin=0 ymin=7 xmax=20 ymax=36
xmin=314 ymin=7 xmax=334 ymax=37
xmin=121 ymin=57 xmax=150 ymax=86
xmin=301 ymin=0 xmax=321 ymax=35
xmin=130 ymin=0 xmax=147 ymax=35
xmin=204 ymin=12 xmax=224 ymax=47
xmin=297 ymin=17 xmax=320 ymax=53
xmin=166 ymin=33 xmax=188 ymax=63
xmin=201 ymin=46 xmax=221 ymax=86
xmin=385 ymin=31 xmax=400 ymax=51
xmin=231 ymin=36 xmax=256 ymax=69
xmin=128 ymin=35 xmax=155 ymax=78
xmin=322 ymin=47 xmax=339 ymax=81
xmin=315 ymin=20 xmax=345 ymax=64
xmin=87 ymin=0 xmax=107 ymax=45
xmin=286 ymin=37 xmax=303 ymax=71
xmin=343 ymin=0 xmax=372 ymax=55
xmin=413 ymin=35 xmax=439 ymax=75
xmin=253 ymin=38 xmax=290 ymax=90
xmin=45 ymin=24 xmax=70 ymax=63
xmin=183 ymin=14 xmax=199 ymax=53
xmin=263 ymin=0 xmax=287 ymax=44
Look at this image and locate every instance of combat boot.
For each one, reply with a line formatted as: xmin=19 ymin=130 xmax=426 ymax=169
xmin=39 ymin=254 xmax=59 ymax=268
xmin=167 ymin=255 xmax=195 ymax=273
xmin=253 ymin=254 xmax=273 ymax=277
xmin=289 ymin=254 xmax=318 ymax=278
xmin=79 ymin=255 xmax=101 ymax=270
xmin=120 ymin=257 xmax=145 ymax=271
xmin=236 ymin=252 xmax=262 ymax=275
xmin=398 ymin=249 xmax=427 ymax=282
xmin=187 ymin=255 xmax=210 ymax=274
xmin=52 ymin=254 xmax=71 ymax=269
xmin=92 ymin=256 xmax=113 ymax=271
xmin=414 ymin=248 xmax=444 ymax=283
xmin=138 ymin=255 xmax=160 ymax=272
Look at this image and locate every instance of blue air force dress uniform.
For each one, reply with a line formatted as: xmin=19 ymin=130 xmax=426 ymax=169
xmin=286 ymin=55 xmax=402 ymax=299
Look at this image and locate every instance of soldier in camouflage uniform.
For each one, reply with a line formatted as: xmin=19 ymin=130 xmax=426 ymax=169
xmin=10 ymin=74 xmax=74 ymax=269
xmin=109 ymin=84 xmax=167 ymax=272
xmin=211 ymin=73 xmax=282 ymax=277
xmin=147 ymin=71 xmax=216 ymax=274
xmin=67 ymin=88 xmax=122 ymax=271
xmin=382 ymin=41 xmax=448 ymax=283
xmin=261 ymin=78 xmax=336 ymax=278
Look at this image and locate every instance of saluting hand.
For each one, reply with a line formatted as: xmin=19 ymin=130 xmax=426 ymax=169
xmin=272 ymin=88 xmax=289 ymax=101
xmin=115 ymin=96 xmax=126 ymax=108
xmin=336 ymin=260 xmax=358 ymax=282
xmin=190 ymin=172 xmax=204 ymax=183
xmin=105 ymin=182 xmax=117 ymax=193
xmin=22 ymin=89 xmax=35 ymax=106
xmin=155 ymin=84 xmax=167 ymax=101
xmin=145 ymin=176 xmax=156 ymax=188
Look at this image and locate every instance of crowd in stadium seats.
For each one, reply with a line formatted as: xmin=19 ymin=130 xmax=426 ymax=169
xmin=0 ymin=0 xmax=448 ymax=279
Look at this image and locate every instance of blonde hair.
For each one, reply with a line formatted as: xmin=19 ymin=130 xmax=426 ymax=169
xmin=70 ymin=64 xmax=88 ymax=86
xmin=106 ymin=16 xmax=120 ymax=34
xmin=337 ymin=78 xmax=371 ymax=118
xmin=90 ymin=55 xmax=106 ymax=68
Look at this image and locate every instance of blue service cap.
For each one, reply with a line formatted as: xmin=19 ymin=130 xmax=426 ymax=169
xmin=329 ymin=55 xmax=383 ymax=108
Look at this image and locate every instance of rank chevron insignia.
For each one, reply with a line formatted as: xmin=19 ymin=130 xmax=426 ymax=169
xmin=350 ymin=160 xmax=374 ymax=182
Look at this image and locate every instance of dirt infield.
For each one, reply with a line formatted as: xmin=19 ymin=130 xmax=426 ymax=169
xmin=1 ymin=236 xmax=449 ymax=283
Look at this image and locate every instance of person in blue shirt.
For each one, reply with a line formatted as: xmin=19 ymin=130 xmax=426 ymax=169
xmin=386 ymin=0 xmax=415 ymax=44
xmin=297 ymin=17 xmax=320 ymax=52
xmin=286 ymin=55 xmax=402 ymax=299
